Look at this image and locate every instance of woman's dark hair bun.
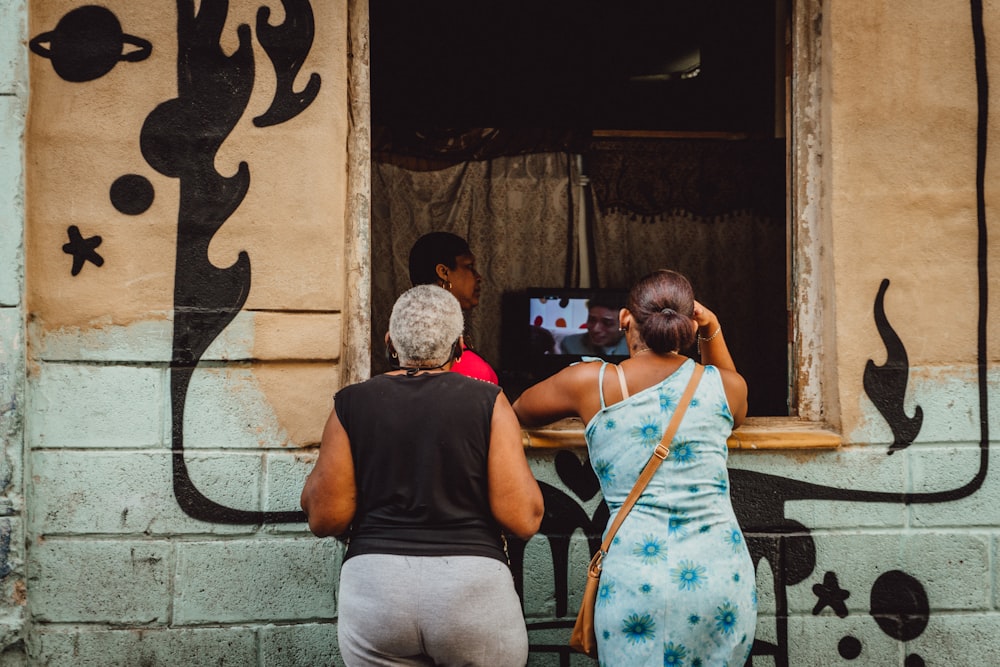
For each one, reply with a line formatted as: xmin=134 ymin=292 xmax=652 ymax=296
xmin=627 ymin=270 xmax=696 ymax=353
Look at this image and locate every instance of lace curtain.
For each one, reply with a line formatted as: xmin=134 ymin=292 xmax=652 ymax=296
xmin=586 ymin=138 xmax=788 ymax=414
xmin=370 ymin=138 xmax=788 ymax=413
xmin=371 ymin=152 xmax=579 ymax=375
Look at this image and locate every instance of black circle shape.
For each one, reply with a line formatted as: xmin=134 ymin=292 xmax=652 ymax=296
xmin=838 ymin=636 xmax=862 ymax=660
xmin=110 ymin=174 xmax=154 ymax=215
xmin=904 ymin=654 xmax=926 ymax=667
xmin=29 ymin=5 xmax=151 ymax=82
xmin=870 ymin=570 xmax=929 ymax=641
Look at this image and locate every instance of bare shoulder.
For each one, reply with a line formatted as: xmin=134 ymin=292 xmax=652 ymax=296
xmin=713 ymin=365 xmax=747 ymax=392
xmin=513 ymin=359 xmax=605 ymax=426
xmin=711 ymin=365 xmax=748 ymax=425
xmin=552 ymin=359 xmax=607 ymax=394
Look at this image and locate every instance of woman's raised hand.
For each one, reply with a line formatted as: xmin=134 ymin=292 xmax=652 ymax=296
xmin=692 ymin=300 xmax=719 ymax=331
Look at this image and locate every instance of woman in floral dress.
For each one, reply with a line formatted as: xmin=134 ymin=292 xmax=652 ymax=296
xmin=514 ymin=270 xmax=756 ymax=666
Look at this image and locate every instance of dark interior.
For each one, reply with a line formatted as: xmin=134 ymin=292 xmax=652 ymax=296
xmin=369 ymin=0 xmax=791 ymax=416
xmin=371 ymin=0 xmax=777 ymax=132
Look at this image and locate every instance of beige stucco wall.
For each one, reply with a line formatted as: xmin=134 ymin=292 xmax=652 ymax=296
xmin=824 ymin=0 xmax=999 ymax=441
xmin=26 ymin=1 xmax=349 ymax=446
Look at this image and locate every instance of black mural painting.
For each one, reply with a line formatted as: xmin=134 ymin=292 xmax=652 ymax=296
xmin=30 ymin=5 xmax=152 ymax=83
xmin=252 ymin=0 xmax=321 ymax=128
xmin=62 ymin=225 xmax=104 ymax=276
xmin=31 ymin=1 xmax=990 ymax=665
xmin=517 ymin=2 xmax=992 ymax=664
xmin=32 ymin=4 xmax=154 ymax=277
xmin=864 ymin=279 xmax=924 ymax=453
xmin=148 ymin=0 xmax=319 ymax=524
xmin=32 ymin=0 xmax=320 ymax=523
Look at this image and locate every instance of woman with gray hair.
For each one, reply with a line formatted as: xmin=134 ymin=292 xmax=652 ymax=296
xmin=301 ymin=284 xmax=544 ymax=666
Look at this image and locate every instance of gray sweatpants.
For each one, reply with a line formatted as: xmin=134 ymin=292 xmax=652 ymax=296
xmin=337 ymin=554 xmax=529 ymax=667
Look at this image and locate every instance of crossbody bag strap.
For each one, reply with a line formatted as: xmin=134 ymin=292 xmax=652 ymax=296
xmin=598 ymin=363 xmax=704 ymax=554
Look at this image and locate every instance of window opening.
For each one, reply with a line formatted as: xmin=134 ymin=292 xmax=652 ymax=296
xmin=367 ymin=0 xmax=797 ymax=417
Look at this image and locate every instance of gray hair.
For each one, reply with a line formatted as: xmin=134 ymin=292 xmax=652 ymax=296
xmin=389 ymin=285 xmax=464 ymax=365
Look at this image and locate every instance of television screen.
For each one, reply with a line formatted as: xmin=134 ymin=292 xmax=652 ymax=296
xmin=499 ymin=288 xmax=630 ymax=398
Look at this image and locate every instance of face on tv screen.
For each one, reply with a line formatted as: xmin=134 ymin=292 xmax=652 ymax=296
xmin=522 ymin=292 xmax=628 ymax=359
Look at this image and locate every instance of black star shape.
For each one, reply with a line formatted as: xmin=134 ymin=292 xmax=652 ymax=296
xmin=812 ymin=570 xmax=850 ymax=618
xmin=62 ymin=225 xmax=104 ymax=276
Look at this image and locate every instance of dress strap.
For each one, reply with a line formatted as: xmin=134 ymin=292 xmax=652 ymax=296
xmin=598 ymin=362 xmax=630 ymax=410
xmin=614 ymin=364 xmax=629 ymax=400
xmin=597 ymin=362 xmax=609 ymax=410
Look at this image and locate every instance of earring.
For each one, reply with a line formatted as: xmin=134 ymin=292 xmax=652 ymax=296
xmin=441 ymin=280 xmax=452 ymax=291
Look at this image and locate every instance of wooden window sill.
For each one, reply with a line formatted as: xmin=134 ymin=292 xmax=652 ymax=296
xmin=521 ymin=417 xmax=842 ymax=450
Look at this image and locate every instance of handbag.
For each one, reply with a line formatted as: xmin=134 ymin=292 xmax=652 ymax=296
xmin=569 ymin=363 xmax=705 ymax=658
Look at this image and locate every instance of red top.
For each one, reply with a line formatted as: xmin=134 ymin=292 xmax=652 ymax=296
xmin=451 ymin=345 xmax=498 ymax=384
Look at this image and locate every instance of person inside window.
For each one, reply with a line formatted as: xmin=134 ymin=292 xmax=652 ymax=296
xmin=409 ymin=231 xmax=498 ymax=383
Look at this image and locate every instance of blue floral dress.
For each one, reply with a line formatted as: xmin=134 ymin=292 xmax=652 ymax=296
xmin=586 ymin=359 xmax=756 ymax=666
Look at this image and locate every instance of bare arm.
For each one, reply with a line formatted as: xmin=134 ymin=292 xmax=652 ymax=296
xmin=300 ymin=407 xmax=357 ymax=537
xmin=488 ymin=392 xmax=544 ymax=540
xmin=692 ymin=301 xmax=748 ymax=426
xmin=512 ymin=361 xmax=604 ymax=427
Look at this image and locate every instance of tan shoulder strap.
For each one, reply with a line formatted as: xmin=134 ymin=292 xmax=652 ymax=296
xmin=598 ymin=363 xmax=704 ymax=554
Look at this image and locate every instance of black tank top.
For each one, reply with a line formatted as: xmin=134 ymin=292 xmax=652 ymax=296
xmin=334 ymin=372 xmax=507 ymax=562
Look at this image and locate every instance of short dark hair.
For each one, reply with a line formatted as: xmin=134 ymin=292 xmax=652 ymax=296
xmin=586 ymin=293 xmax=625 ymax=313
xmin=408 ymin=232 xmax=472 ymax=286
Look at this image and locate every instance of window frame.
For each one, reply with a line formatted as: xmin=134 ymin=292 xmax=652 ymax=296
xmin=346 ymin=0 xmax=840 ymax=446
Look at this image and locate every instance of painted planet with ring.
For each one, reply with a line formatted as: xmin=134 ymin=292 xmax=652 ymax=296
xmin=29 ymin=5 xmax=152 ymax=83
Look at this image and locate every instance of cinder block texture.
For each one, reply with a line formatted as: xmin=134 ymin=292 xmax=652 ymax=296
xmin=521 ymin=532 xmax=596 ymax=622
xmin=910 ymin=612 xmax=1000 ymax=665
xmin=29 ymin=450 xmax=255 ymax=535
xmin=0 ymin=0 xmax=26 ymax=91
xmin=908 ymin=368 xmax=984 ymax=444
xmin=0 ymin=517 xmax=23 ymax=610
xmin=786 ymin=614 xmax=903 ymax=666
xmin=0 ymin=308 xmax=24 ymax=500
xmin=31 ymin=320 xmax=172 ymax=363
xmin=0 ymin=0 xmax=24 ymax=310
xmin=263 ymin=450 xmax=314 ymax=526
xmin=31 ymin=628 xmax=256 ymax=667
xmin=183 ymin=363 xmax=337 ymax=449
xmin=29 ymin=539 xmax=170 ymax=623
xmin=525 ymin=625 xmax=598 ymax=667
xmin=259 ymin=622 xmax=341 ymax=666
xmin=0 ymin=95 xmax=24 ymax=308
xmin=203 ymin=311 xmax=343 ymax=362
xmin=909 ymin=443 xmax=999 ymax=528
xmin=900 ymin=532 xmax=990 ymax=611
xmin=183 ymin=451 xmax=264 ymax=513
xmin=785 ymin=531 xmax=990 ymax=617
xmin=174 ymin=538 xmax=339 ymax=624
xmin=734 ymin=447 xmax=908 ymax=529
xmin=28 ymin=363 xmax=163 ymax=448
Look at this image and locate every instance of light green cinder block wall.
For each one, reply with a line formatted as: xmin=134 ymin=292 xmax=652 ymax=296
xmin=0 ymin=0 xmax=27 ymax=661
xmin=2 ymin=1 xmax=999 ymax=666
